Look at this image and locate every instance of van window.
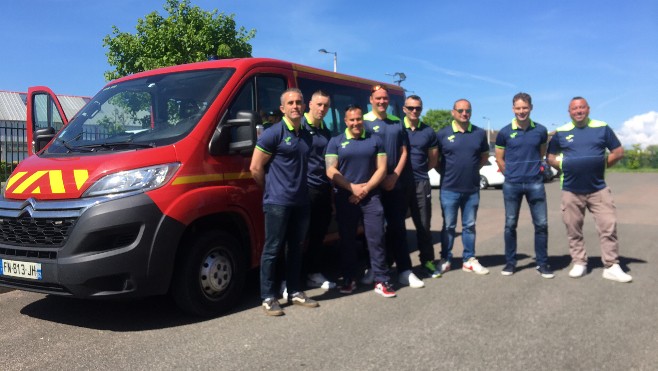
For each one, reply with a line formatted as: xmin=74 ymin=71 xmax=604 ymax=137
xmin=227 ymin=75 xmax=287 ymax=122
xmin=297 ymin=77 xmax=404 ymax=136
xmin=44 ymin=69 xmax=234 ymax=155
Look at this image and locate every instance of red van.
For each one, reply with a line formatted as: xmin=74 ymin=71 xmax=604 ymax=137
xmin=0 ymin=58 xmax=405 ymax=316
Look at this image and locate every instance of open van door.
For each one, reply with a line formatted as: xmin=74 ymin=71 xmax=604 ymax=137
xmin=26 ymin=86 xmax=69 ymax=155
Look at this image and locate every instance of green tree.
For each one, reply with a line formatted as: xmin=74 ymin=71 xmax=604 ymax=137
xmin=103 ymin=0 xmax=256 ymax=81
xmin=422 ymin=109 xmax=453 ymax=131
xmin=624 ymin=144 xmax=643 ymax=169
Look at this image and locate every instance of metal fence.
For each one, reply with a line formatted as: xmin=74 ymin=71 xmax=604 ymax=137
xmin=1 ymin=123 xmax=28 ymax=182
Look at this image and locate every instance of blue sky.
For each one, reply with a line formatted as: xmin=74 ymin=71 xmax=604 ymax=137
xmin=2 ymin=0 xmax=657 ymax=147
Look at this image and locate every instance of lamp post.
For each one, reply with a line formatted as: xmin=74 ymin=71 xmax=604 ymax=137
xmin=483 ymin=116 xmax=491 ymax=146
xmin=318 ymin=49 xmax=337 ymax=72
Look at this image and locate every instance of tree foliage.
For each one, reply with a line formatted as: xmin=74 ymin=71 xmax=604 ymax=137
xmin=422 ymin=109 xmax=453 ymax=131
xmin=103 ymin=0 xmax=256 ymax=81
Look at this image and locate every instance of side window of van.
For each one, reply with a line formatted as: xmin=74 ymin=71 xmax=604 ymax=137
xmin=255 ymin=75 xmax=287 ymax=122
xmin=228 ymin=80 xmax=255 ymax=118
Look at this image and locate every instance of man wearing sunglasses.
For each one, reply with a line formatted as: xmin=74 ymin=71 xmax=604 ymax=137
xmin=402 ymin=95 xmax=441 ymax=278
xmin=363 ymin=85 xmax=425 ymax=289
xmin=436 ymin=99 xmax=490 ymax=275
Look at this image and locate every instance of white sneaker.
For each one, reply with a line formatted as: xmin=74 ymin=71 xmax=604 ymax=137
xmin=568 ymin=264 xmax=587 ymax=278
xmin=602 ymin=264 xmax=632 ymax=283
xmin=398 ymin=270 xmax=425 ymax=288
xmin=360 ymin=268 xmax=374 ymax=285
xmin=307 ymin=273 xmax=336 ymax=290
xmin=439 ymin=259 xmax=452 ymax=274
xmin=462 ymin=257 xmax=489 ymax=275
xmin=280 ymin=281 xmax=288 ymax=301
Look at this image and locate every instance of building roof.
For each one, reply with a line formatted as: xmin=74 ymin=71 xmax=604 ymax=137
xmin=0 ymin=90 xmax=89 ymax=122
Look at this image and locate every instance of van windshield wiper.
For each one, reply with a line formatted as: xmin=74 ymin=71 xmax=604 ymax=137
xmin=67 ymin=141 xmax=156 ymax=152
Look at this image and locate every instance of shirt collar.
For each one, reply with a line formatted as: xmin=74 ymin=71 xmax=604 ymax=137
xmin=511 ymin=118 xmax=535 ymax=130
xmin=404 ymin=116 xmax=424 ymax=129
xmin=304 ymin=112 xmax=325 ymax=130
xmin=282 ymin=116 xmax=295 ymax=131
xmin=344 ymin=127 xmax=366 ymax=139
xmin=451 ymin=120 xmax=472 ymax=132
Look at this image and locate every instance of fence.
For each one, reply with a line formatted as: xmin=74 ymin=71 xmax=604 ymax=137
xmin=1 ymin=124 xmax=27 ymax=182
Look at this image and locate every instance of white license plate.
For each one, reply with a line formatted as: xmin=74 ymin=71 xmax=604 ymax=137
xmin=1 ymin=259 xmax=42 ymax=280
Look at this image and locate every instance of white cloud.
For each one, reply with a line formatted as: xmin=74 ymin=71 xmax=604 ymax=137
xmin=616 ymin=111 xmax=658 ymax=149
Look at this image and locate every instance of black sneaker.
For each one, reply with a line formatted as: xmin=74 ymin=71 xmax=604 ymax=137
xmin=501 ymin=263 xmax=515 ymax=276
xmin=262 ymin=298 xmax=284 ymax=316
xmin=339 ymin=279 xmax=357 ymax=294
xmin=290 ymin=291 xmax=320 ymax=308
xmin=536 ymin=265 xmax=555 ymax=279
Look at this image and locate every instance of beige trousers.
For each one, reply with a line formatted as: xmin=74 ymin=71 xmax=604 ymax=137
xmin=561 ymin=187 xmax=619 ymax=267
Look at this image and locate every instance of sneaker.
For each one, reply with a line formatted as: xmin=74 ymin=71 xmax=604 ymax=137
xmin=339 ymin=279 xmax=357 ymax=294
xmin=398 ymin=269 xmax=425 ymax=288
xmin=423 ymin=261 xmax=442 ymax=278
xmin=462 ymin=257 xmax=489 ymax=275
xmin=307 ymin=273 xmax=336 ymax=290
xmin=439 ymin=259 xmax=452 ymax=274
xmin=280 ymin=281 xmax=288 ymax=301
xmin=536 ymin=265 xmax=555 ymax=279
xmin=602 ymin=264 xmax=632 ymax=283
xmin=262 ymin=298 xmax=284 ymax=316
xmin=360 ymin=268 xmax=374 ymax=285
xmin=374 ymin=281 xmax=396 ymax=298
xmin=568 ymin=264 xmax=587 ymax=278
xmin=290 ymin=291 xmax=320 ymax=308
xmin=501 ymin=263 xmax=515 ymax=276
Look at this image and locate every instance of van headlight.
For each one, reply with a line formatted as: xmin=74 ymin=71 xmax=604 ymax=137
xmin=83 ymin=163 xmax=180 ymax=197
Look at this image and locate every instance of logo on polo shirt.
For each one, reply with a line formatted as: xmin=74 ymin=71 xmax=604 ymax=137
xmin=510 ymin=132 xmax=518 ymax=138
xmin=341 ymin=141 xmax=350 ymax=148
xmin=566 ymin=134 xmax=574 ymax=143
xmin=284 ymin=136 xmax=292 ymax=145
xmin=448 ymin=135 xmax=455 ymax=143
xmin=372 ymin=125 xmax=380 ymax=133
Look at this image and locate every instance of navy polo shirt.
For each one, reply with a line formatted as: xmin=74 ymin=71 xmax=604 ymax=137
xmin=495 ymin=119 xmax=547 ymax=183
xmin=404 ymin=117 xmax=438 ymax=181
xmin=255 ymin=117 xmax=312 ymax=206
xmin=437 ymin=121 xmax=490 ymax=193
xmin=325 ymin=128 xmax=386 ymax=194
xmin=363 ymin=112 xmax=411 ymax=182
xmin=302 ymin=113 xmax=331 ymax=188
xmin=547 ymin=119 xmax=621 ymax=194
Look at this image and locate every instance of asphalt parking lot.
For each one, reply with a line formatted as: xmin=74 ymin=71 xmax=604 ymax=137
xmin=1 ymin=173 xmax=657 ymax=370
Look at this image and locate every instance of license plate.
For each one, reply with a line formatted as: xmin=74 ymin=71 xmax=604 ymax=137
xmin=1 ymin=259 xmax=42 ymax=280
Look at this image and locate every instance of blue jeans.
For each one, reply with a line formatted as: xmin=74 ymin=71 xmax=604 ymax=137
xmin=260 ymin=203 xmax=310 ymax=300
xmin=503 ymin=181 xmax=548 ymax=266
xmin=440 ymin=190 xmax=479 ymax=262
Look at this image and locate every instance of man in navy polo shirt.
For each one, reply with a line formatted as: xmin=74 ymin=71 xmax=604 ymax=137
xmin=495 ymin=92 xmax=554 ymax=278
xmin=250 ymin=88 xmax=320 ymax=316
xmin=325 ymin=105 xmax=396 ymax=297
xmin=437 ymin=99 xmax=490 ymax=275
xmin=301 ymin=90 xmax=336 ymax=290
xmin=402 ymin=95 xmax=441 ymax=278
xmin=363 ymin=84 xmax=424 ymax=289
xmin=547 ymin=97 xmax=631 ymax=283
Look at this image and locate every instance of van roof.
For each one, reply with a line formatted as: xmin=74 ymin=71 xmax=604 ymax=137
xmin=107 ymin=58 xmax=404 ymax=96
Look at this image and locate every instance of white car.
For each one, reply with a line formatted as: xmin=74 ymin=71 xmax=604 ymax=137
xmin=429 ymin=156 xmax=505 ymax=190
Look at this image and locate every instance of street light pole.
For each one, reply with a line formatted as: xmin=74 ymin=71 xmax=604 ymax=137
xmin=318 ymin=49 xmax=337 ymax=72
xmin=483 ymin=116 xmax=491 ymax=146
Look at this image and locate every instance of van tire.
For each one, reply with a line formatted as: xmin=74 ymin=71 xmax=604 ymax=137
xmin=171 ymin=230 xmax=246 ymax=317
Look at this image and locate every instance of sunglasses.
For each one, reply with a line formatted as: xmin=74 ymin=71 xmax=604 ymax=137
xmin=371 ymin=84 xmax=389 ymax=93
xmin=454 ymin=109 xmax=472 ymax=114
xmin=405 ymin=106 xmax=422 ymax=112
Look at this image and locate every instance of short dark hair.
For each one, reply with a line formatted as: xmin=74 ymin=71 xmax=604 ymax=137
xmin=312 ymin=89 xmax=330 ymax=100
xmin=406 ymin=95 xmax=423 ymax=104
xmin=513 ymin=92 xmax=532 ymax=105
xmin=344 ymin=104 xmax=362 ymax=113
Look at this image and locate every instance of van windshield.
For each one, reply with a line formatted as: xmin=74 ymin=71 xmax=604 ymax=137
xmin=45 ymin=69 xmax=234 ymax=154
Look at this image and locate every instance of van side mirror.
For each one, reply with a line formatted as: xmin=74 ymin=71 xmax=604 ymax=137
xmin=209 ymin=110 xmax=259 ymax=156
xmin=34 ymin=127 xmax=57 ymax=153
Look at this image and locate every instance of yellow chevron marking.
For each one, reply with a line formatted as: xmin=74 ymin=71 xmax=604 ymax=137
xmin=13 ymin=170 xmax=48 ymax=194
xmin=74 ymin=169 xmax=89 ymax=190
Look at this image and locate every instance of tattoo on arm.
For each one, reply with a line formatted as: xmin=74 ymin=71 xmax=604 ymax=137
xmin=325 ymin=156 xmax=337 ymax=168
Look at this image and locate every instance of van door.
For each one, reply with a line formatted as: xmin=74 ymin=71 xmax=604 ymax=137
xmin=26 ymin=86 xmax=69 ymax=155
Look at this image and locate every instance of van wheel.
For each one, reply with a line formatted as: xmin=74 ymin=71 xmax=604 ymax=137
xmin=171 ymin=230 xmax=246 ymax=317
xmin=480 ymin=176 xmax=489 ymax=190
